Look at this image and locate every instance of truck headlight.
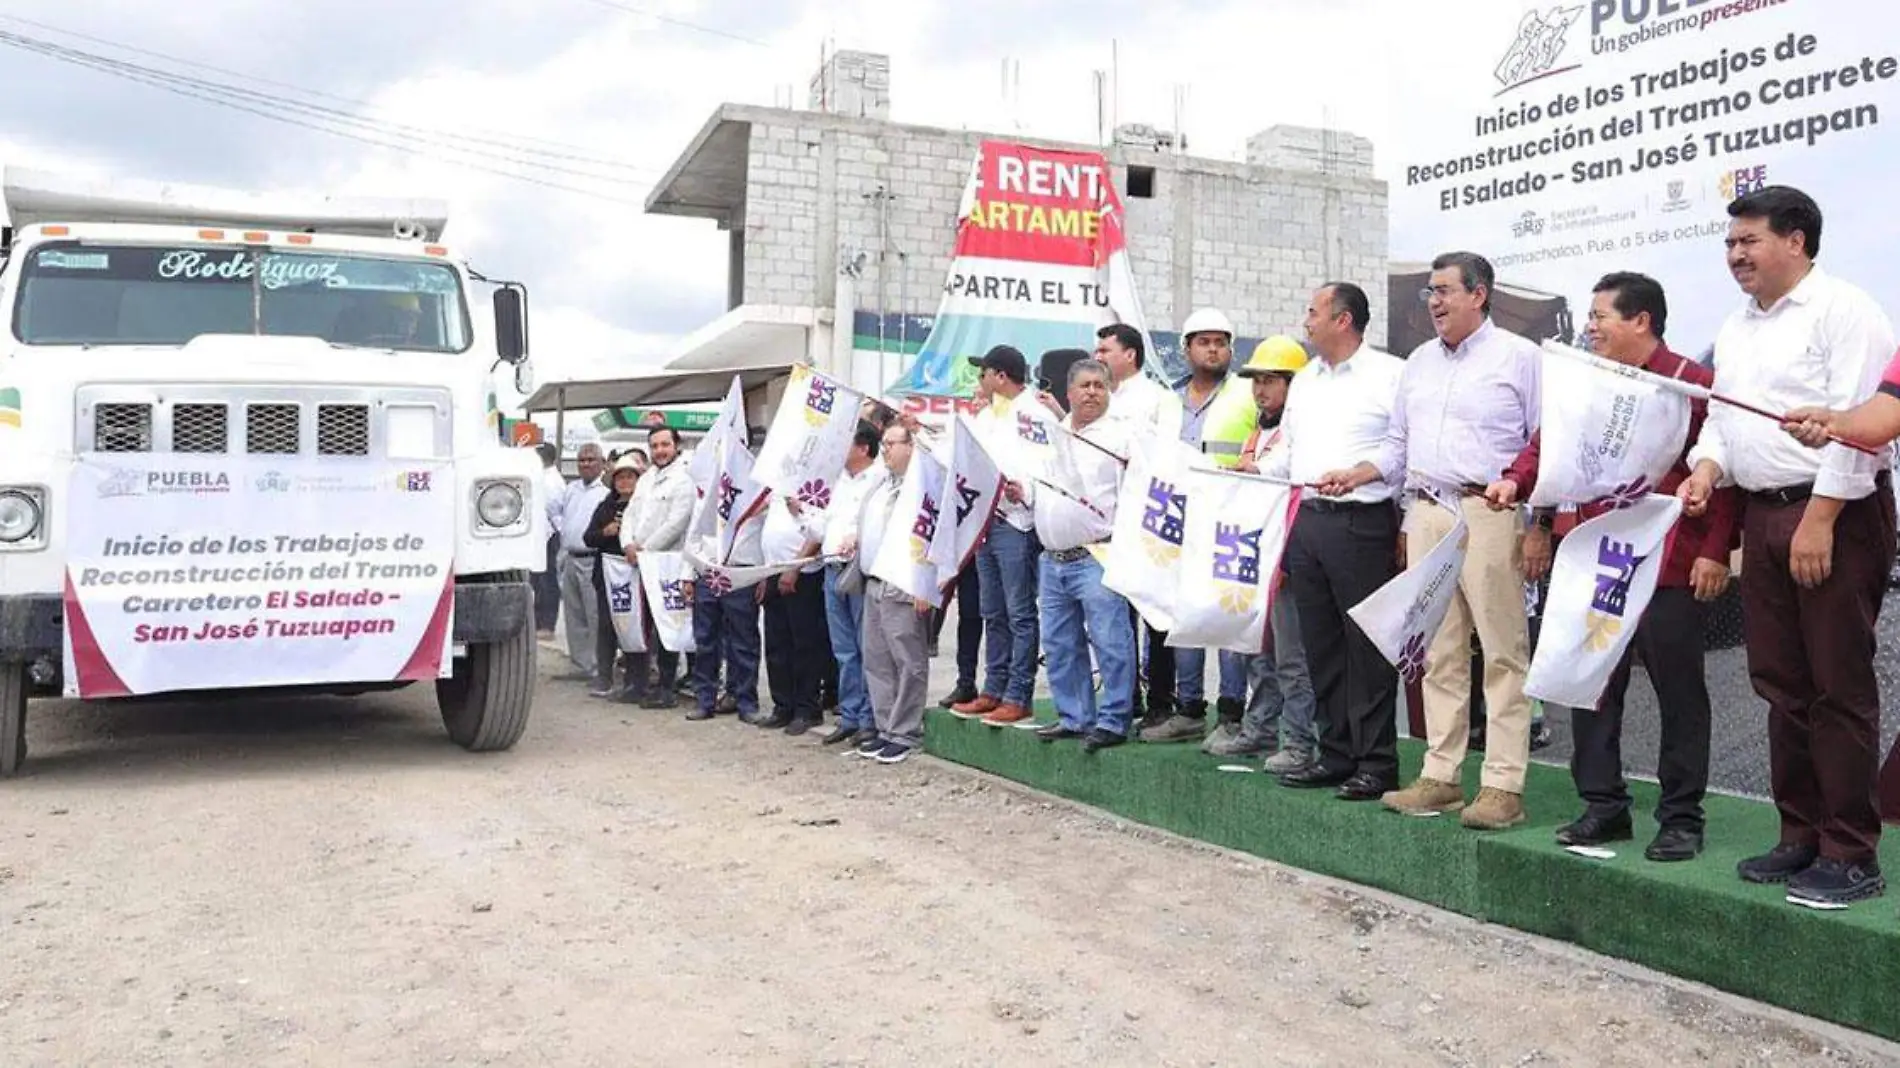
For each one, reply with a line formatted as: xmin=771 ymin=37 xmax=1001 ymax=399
xmin=473 ymin=479 xmax=526 ymax=534
xmin=0 ymin=488 xmax=45 ymax=547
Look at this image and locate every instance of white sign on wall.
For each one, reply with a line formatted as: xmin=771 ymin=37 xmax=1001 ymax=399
xmin=1387 ymin=0 xmax=1900 ymax=359
xmin=62 ymin=456 xmax=456 ymax=697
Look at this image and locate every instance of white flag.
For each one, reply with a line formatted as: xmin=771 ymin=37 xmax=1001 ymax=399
xmin=979 ymin=392 xmax=1067 ymax=488
xmin=1525 ymin=494 xmax=1682 ymax=709
xmin=684 ymin=544 xmax=820 ymax=594
xmin=753 ymin=364 xmax=866 ymax=510
xmin=927 ymin=414 xmax=1004 ymax=576
xmin=1348 ymin=510 xmax=1470 ymax=685
xmin=1531 ymin=341 xmax=1693 ymax=507
xmin=689 ymin=375 xmax=746 ymax=491
xmin=1102 ymin=436 xmax=1194 ymax=632
xmin=600 ymin=555 xmax=648 ymax=653
xmin=688 ymin=432 xmax=770 ymax=565
xmin=637 ymin=551 xmax=697 ymax=653
xmin=1167 ymin=468 xmax=1301 ymax=654
xmin=868 ymin=445 xmax=948 ymax=606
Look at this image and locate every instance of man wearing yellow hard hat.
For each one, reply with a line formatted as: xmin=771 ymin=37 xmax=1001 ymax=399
xmin=1206 ymin=336 xmax=1320 ymax=771
xmin=1141 ymin=308 xmax=1257 ymax=744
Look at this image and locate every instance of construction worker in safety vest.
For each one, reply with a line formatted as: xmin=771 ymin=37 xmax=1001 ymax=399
xmin=1204 ymin=336 xmax=1321 ymax=769
xmin=1140 ymin=308 xmax=1257 ymax=745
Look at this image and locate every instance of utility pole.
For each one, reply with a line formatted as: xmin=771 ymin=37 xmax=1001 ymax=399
xmin=864 ymin=184 xmax=898 ymax=394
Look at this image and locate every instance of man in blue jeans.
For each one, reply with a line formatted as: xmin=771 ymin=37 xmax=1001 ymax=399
xmin=1027 ymin=359 xmax=1135 ymax=751
xmin=814 ymin=422 xmax=889 ymax=747
xmin=951 ymin=345 xmax=1053 ymax=727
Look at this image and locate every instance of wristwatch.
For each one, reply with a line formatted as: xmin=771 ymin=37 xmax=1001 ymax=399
xmin=1531 ymin=508 xmax=1556 ymax=532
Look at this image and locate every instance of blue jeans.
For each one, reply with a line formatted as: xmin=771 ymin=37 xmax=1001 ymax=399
xmin=823 ymin=566 xmax=871 ymax=731
xmin=977 ymin=523 xmax=1040 ymax=707
xmin=1242 ymin=592 xmax=1317 ymax=749
xmin=1174 ymin=647 xmax=1247 ymax=705
xmin=1039 ymin=552 xmax=1136 ymax=737
xmin=693 ymin=584 xmax=760 ymax=718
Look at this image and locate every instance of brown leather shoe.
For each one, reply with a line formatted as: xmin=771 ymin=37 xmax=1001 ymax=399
xmin=1380 ymin=777 xmax=1466 ymax=816
xmin=950 ymin=695 xmax=1000 ymax=719
xmin=981 ymin=703 xmax=1034 ymax=726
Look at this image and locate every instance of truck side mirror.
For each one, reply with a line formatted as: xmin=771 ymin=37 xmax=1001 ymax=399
xmin=494 ymin=284 xmax=528 ymax=364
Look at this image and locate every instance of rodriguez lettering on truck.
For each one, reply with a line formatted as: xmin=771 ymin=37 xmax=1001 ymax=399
xmin=0 ymin=167 xmax=547 ymax=776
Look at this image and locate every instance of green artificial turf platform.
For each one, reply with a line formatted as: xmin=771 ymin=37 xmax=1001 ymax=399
xmin=923 ymin=709 xmax=1900 ymax=1042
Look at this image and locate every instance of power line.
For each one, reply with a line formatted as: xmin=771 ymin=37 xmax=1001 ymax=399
xmin=0 ymin=31 xmax=654 ymax=206
xmin=0 ymin=12 xmax=667 ymax=169
xmin=565 ymin=0 xmax=770 ymax=47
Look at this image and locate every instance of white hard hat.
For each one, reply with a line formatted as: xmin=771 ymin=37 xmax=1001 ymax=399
xmin=1181 ymin=308 xmax=1235 ymax=340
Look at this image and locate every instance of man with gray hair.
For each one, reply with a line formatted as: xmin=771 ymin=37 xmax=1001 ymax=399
xmin=1027 ymin=359 xmax=1136 ymax=751
xmin=552 ymin=443 xmax=609 ymax=682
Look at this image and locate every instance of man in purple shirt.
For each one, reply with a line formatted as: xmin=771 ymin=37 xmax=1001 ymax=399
xmin=1325 ymin=250 xmax=1544 ymax=830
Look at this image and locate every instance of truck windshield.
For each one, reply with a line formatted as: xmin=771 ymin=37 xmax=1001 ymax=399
xmin=12 ymin=242 xmax=472 ymax=352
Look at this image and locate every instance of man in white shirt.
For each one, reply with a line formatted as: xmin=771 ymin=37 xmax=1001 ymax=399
xmin=1025 ymin=359 xmax=1136 ymax=751
xmin=622 ymin=428 xmax=696 ymax=709
xmin=552 ymin=443 xmax=608 ymax=683
xmin=847 ymin=422 xmax=935 ymax=764
xmin=532 ymin=442 xmax=566 ymax=638
xmin=812 ymin=422 xmax=889 ymax=748
xmin=758 ymin=488 xmax=829 ymax=737
xmin=1678 ymin=185 xmax=1898 ymax=908
xmin=1271 ymin=283 xmax=1408 ymax=801
xmin=950 ymin=345 xmax=1049 ymax=727
xmin=1095 ymin=323 xmax=1184 ymax=730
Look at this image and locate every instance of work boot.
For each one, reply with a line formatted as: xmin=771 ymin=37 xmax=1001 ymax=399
xmin=1137 ymin=694 xmax=1174 ymax=733
xmin=1381 ymin=777 xmax=1466 ymax=816
xmin=1460 ymin=787 xmax=1527 ymax=830
xmin=1204 ymin=728 xmax=1268 ymax=758
xmin=1140 ymin=701 xmax=1207 ymax=744
xmin=1262 ymin=746 xmax=1314 ymax=775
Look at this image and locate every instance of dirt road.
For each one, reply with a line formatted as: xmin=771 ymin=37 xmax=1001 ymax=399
xmin=0 ymin=664 xmax=1893 ymax=1067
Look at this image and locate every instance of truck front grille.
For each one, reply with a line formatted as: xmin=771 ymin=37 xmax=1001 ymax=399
xmin=76 ymin=387 xmax=447 ymax=458
xmin=172 ymin=403 xmax=229 ymax=453
xmin=317 ymin=404 xmax=371 ymax=456
xmin=94 ymin=403 xmax=153 ymax=453
xmin=246 ymin=403 xmax=301 ymax=454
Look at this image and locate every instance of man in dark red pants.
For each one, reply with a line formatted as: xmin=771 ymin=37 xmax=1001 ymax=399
xmin=1680 ymin=186 xmax=1898 ymax=908
xmin=1488 ymin=271 xmax=1739 ymax=862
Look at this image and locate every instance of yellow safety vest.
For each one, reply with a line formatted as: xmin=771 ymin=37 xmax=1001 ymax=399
xmin=1199 ymin=375 xmax=1258 ymax=469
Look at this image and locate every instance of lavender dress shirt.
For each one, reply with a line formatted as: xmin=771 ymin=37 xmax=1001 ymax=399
xmin=1375 ymin=319 xmax=1542 ymax=497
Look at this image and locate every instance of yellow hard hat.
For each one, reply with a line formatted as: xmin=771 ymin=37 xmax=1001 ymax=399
xmin=1239 ymin=335 xmax=1308 ymax=377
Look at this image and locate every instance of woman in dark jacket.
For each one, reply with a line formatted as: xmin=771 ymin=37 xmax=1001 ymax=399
xmin=583 ymin=456 xmax=641 ymax=700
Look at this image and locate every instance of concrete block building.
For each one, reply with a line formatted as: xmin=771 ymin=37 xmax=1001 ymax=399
xmin=644 ymin=49 xmax=1389 ymax=397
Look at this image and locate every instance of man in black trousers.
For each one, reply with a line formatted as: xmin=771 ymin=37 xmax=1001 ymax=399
xmin=1274 ymin=282 xmax=1409 ymax=800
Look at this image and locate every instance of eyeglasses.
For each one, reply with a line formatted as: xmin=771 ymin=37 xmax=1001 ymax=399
xmin=1418 ymin=285 xmax=1464 ymax=302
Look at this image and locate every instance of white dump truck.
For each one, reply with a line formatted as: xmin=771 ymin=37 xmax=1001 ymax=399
xmin=0 ymin=168 xmax=545 ymax=775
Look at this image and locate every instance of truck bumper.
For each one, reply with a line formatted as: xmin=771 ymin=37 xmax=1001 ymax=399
xmin=0 ymin=578 xmax=532 ymax=662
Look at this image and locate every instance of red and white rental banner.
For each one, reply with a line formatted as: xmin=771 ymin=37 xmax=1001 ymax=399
xmin=61 ymin=455 xmax=455 ymax=698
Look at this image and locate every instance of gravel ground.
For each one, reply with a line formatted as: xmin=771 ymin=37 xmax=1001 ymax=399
xmin=3 ymin=648 xmax=1896 ymax=1065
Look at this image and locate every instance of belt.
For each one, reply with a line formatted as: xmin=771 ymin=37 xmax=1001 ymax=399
xmin=566 ymin=549 xmax=599 ymax=558
xmin=1046 ymin=546 xmax=1094 ymax=564
xmin=1302 ymin=497 xmax=1392 ymax=515
xmin=1410 ymin=484 xmax=1486 ymax=506
xmin=1747 ymin=483 xmax=1812 ymax=507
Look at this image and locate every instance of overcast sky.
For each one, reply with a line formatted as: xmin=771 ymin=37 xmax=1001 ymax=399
xmin=0 ymin=0 xmax=1412 ymax=392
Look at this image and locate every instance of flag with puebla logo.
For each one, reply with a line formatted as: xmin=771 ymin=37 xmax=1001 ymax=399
xmin=637 ymin=551 xmax=698 ymax=653
xmin=1348 ymin=509 xmax=1470 ymax=685
xmin=753 ymin=364 xmax=866 ymax=511
xmin=599 ymin=554 xmax=648 ymax=653
xmin=688 ymin=375 xmax=747 ymax=492
xmin=889 ymin=140 xmax=1155 ymax=399
xmin=1102 ymin=437 xmax=1193 ymax=631
xmin=683 ymin=544 xmax=819 ymax=595
xmin=1525 ymin=494 xmax=1681 ymax=709
xmin=1166 ymin=467 xmax=1301 ymax=654
xmin=868 ymin=443 xmax=948 ymax=606
xmin=687 ymin=398 xmax=770 ymax=565
xmin=1531 ymin=341 xmax=1692 ymax=507
xmin=926 ymin=414 xmax=1003 ymax=579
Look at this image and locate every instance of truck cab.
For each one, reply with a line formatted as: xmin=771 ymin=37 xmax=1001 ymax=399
xmin=0 ymin=168 xmax=544 ymax=775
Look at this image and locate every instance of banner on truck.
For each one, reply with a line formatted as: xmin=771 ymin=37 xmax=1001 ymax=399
xmin=61 ymin=456 xmax=455 ymax=698
xmin=889 ymin=140 xmax=1155 ymax=399
xmin=1386 ymin=0 xmax=1900 ymax=361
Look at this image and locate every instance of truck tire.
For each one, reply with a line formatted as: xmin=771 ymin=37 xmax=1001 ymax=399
xmin=436 ymin=572 xmax=534 ymax=753
xmin=0 ymin=662 xmax=27 ymax=778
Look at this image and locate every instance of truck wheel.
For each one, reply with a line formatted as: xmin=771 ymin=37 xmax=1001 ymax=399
xmin=0 ymin=662 xmax=27 ymax=777
xmin=437 ymin=573 xmax=534 ymax=752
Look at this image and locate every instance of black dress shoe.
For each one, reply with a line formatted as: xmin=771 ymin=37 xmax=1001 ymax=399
xmin=784 ymin=718 xmax=819 ymax=737
xmin=1787 ymin=857 xmax=1885 ymax=907
xmin=1336 ymin=772 xmax=1397 ymax=802
xmin=938 ymin=684 xmax=978 ymax=709
xmin=1645 ymin=826 xmax=1704 ymax=862
xmin=820 ymin=725 xmax=858 ymax=746
xmin=1278 ymin=764 xmax=1352 ymax=789
xmin=756 ymin=713 xmax=794 ymax=730
xmin=1081 ymin=729 xmax=1126 ymax=753
xmin=1738 ymin=842 xmax=1819 ymax=884
xmin=1554 ymin=812 xmax=1634 ymax=847
xmin=1035 ymin=723 xmax=1085 ymax=743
